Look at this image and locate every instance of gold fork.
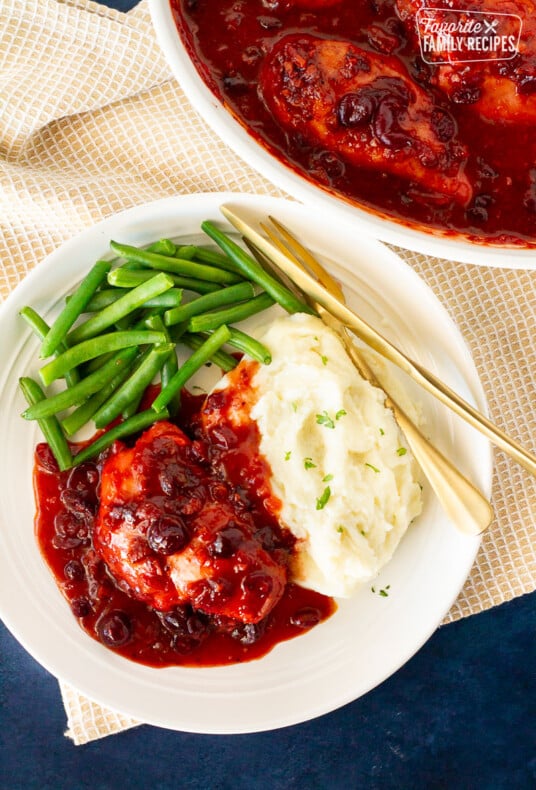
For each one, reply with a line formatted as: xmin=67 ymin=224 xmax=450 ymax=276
xmin=224 ymin=207 xmax=494 ymax=535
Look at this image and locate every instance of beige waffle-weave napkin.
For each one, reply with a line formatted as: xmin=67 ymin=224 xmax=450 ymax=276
xmin=1 ymin=0 xmax=534 ymax=746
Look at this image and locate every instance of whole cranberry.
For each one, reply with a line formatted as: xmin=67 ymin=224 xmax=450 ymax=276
xmin=207 ymin=527 xmax=244 ymax=558
xmin=431 ymin=108 xmax=456 ymax=143
xmin=337 ymin=92 xmax=375 ymax=127
xmin=64 ymin=560 xmax=85 ymax=581
xmin=97 ymin=611 xmax=132 ymax=648
xmin=147 ymin=515 xmax=189 ymax=555
xmin=290 ymin=607 xmax=321 ymax=629
xmin=71 ymin=597 xmax=91 ymax=618
xmin=241 ymin=571 xmax=274 ymax=600
xmin=231 ymin=621 xmax=266 ymax=645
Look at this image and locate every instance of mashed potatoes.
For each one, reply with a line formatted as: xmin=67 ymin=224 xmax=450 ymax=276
xmin=214 ymin=313 xmax=423 ymax=598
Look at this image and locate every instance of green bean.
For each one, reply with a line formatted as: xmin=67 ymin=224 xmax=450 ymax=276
xmin=191 ymin=245 xmax=241 ymax=272
xmin=40 ymin=261 xmax=111 ymax=358
xmin=24 ymin=347 xmax=140 ymax=419
xmin=76 ymin=287 xmax=184 ymax=313
xmin=145 ymin=315 xmax=180 ymax=415
xmin=71 ymin=408 xmax=170 ymax=467
xmin=39 ymin=330 xmax=166 ymax=386
xmin=121 ymin=390 xmax=145 ymax=420
xmin=61 ymin=358 xmax=138 ymax=436
xmin=82 ymin=351 xmax=115 ymax=375
xmin=67 ymin=273 xmax=174 ymax=345
xmin=20 ymin=307 xmax=80 ymax=388
xmin=225 ymin=327 xmax=272 ymax=364
xmin=201 ymin=221 xmax=314 ymax=315
xmin=175 ymin=245 xmax=196 ymax=260
xmin=181 ymin=333 xmax=238 ymax=373
xmin=110 ymin=241 xmax=243 ymax=285
xmin=152 ymin=325 xmax=232 ymax=412
xmin=19 ymin=377 xmax=72 ymax=471
xmin=163 ymin=281 xmax=255 ymax=327
xmin=108 ymin=267 xmax=221 ymax=295
xmin=147 ymin=239 xmax=176 ymax=256
xmin=187 ymin=293 xmax=274 ymax=333
xmin=94 ymin=343 xmax=173 ymax=428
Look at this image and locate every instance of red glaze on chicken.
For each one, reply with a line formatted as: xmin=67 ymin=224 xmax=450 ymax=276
xmin=395 ymin=0 xmax=536 ymax=123
xmin=93 ymin=421 xmax=286 ymax=623
xmin=260 ymin=34 xmax=472 ymax=205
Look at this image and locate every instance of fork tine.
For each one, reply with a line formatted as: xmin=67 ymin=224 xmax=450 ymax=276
xmin=267 ymin=216 xmax=345 ymax=303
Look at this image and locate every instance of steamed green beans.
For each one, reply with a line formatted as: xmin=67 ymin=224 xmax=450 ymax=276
xmin=39 ymin=330 xmax=166 ymax=386
xmin=93 ymin=343 xmax=173 ymax=428
xmin=19 ymin=307 xmax=80 ymax=388
xmin=67 ymin=273 xmax=174 ymax=344
xmin=19 ymin=377 xmax=73 ymax=470
xmin=20 ymin=224 xmax=285 ymax=467
xmin=187 ymin=293 xmax=275 ymax=333
xmin=152 ymin=325 xmax=232 ymax=412
xmin=163 ymin=281 xmax=255 ymax=327
xmin=24 ymin=347 xmax=139 ymax=420
xmin=72 ymin=408 xmax=170 ymax=466
xmin=40 ymin=260 xmax=111 ymax=357
xmin=73 ymin=287 xmax=183 ymax=313
xmin=108 ymin=267 xmax=221 ymax=295
xmin=110 ymin=241 xmax=242 ymax=285
xmin=201 ymin=221 xmax=314 ymax=315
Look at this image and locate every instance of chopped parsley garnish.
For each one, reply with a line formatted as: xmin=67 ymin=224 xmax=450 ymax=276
xmin=396 ymin=447 xmax=407 ymax=456
xmin=372 ymin=584 xmax=391 ymax=597
xmin=304 ymin=457 xmax=316 ymax=470
xmin=284 ymin=450 xmax=292 ymax=461
xmin=335 ymin=409 xmax=346 ymax=421
xmin=312 ymin=348 xmax=329 ymax=366
xmin=379 ymin=427 xmax=385 ymax=436
xmin=336 ymin=525 xmax=345 ymax=534
xmin=316 ymin=486 xmax=331 ymax=510
xmin=316 ymin=411 xmax=335 ymax=429
xmin=365 ymin=462 xmax=380 ymax=473
xmin=291 ymin=401 xmax=298 ymax=413
xmin=322 ymin=473 xmax=333 ymax=482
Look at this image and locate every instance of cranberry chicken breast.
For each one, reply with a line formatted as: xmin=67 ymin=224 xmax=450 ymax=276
xmin=94 ymin=422 xmax=286 ymax=623
xmin=260 ymin=34 xmax=472 ymax=204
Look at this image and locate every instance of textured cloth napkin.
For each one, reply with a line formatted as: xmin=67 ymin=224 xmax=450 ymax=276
xmin=1 ymin=0 xmax=534 ymax=745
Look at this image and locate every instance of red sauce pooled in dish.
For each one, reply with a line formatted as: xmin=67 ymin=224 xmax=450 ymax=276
xmin=170 ymin=0 xmax=536 ymax=244
xmin=33 ymin=388 xmax=335 ymax=667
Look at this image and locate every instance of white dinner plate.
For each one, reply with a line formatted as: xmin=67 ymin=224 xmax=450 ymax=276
xmin=0 ymin=193 xmax=491 ymax=733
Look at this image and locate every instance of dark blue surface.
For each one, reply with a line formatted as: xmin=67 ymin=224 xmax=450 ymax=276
xmin=1 ymin=592 xmax=535 ymax=789
xmin=1 ymin=0 xmax=534 ymax=787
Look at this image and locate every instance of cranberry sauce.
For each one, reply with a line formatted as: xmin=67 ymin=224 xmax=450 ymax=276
xmin=171 ymin=0 xmax=536 ymax=244
xmin=33 ymin=394 xmax=335 ymax=668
